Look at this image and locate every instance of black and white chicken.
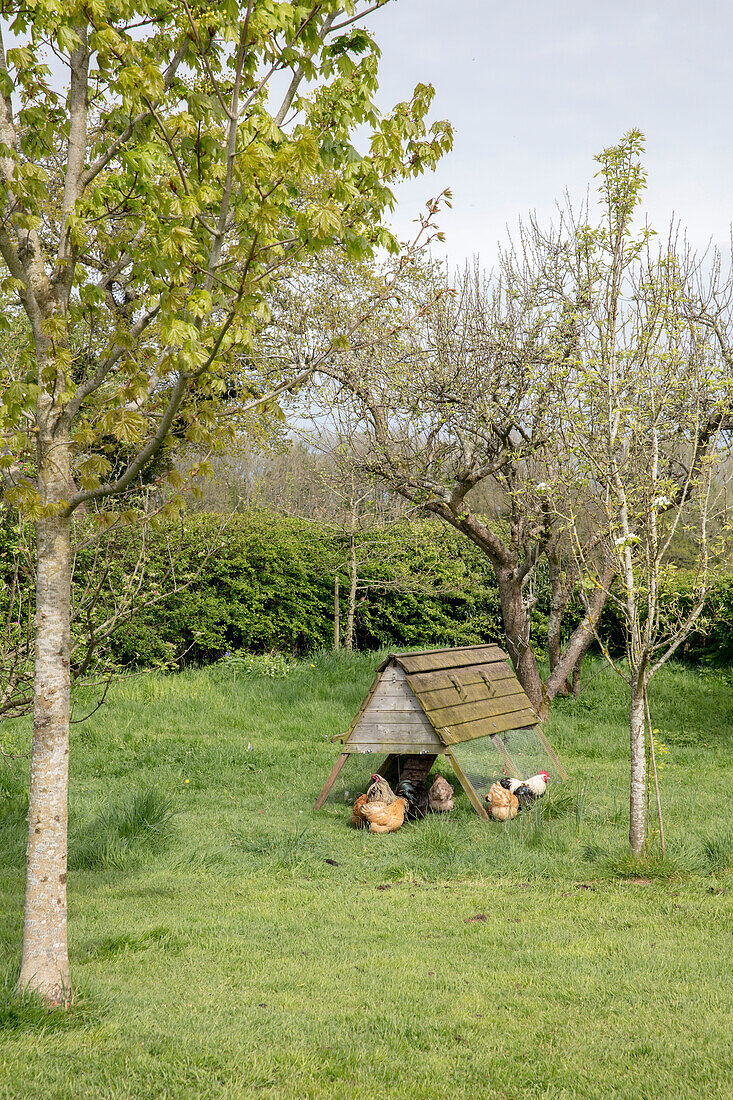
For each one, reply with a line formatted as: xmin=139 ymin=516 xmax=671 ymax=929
xmin=499 ymin=771 xmax=549 ymax=809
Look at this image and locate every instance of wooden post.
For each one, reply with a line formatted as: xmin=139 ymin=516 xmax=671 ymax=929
xmin=314 ymin=752 xmax=349 ymax=810
xmin=444 ymin=749 xmax=490 ymax=820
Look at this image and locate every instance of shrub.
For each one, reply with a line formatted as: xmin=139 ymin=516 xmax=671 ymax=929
xmin=2 ymin=504 xmax=731 ymax=671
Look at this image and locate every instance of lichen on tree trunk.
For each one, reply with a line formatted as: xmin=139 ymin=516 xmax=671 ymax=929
xmin=18 ymin=440 xmax=72 ymax=1002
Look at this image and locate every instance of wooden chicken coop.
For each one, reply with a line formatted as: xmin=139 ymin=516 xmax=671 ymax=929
xmin=314 ymin=644 xmax=566 ymax=821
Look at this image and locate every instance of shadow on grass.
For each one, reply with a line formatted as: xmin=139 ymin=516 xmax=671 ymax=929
xmin=0 ymin=963 xmax=107 ymax=1034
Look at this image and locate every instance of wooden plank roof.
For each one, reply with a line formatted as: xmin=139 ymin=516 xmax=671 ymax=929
xmin=337 ymin=645 xmax=539 ymax=750
xmin=387 ymin=644 xmax=506 ymax=676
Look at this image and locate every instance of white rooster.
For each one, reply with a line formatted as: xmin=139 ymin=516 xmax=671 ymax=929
xmin=499 ymin=771 xmax=549 ymax=809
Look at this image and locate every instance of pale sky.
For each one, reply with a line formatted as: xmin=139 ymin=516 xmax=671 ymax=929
xmin=365 ymin=0 xmax=733 ymax=267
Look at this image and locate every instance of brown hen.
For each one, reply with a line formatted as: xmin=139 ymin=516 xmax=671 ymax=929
xmin=351 ymin=793 xmax=369 ymax=828
xmin=360 ymin=797 xmax=409 ymax=833
xmin=428 ymin=775 xmax=454 ymax=812
xmin=486 ymin=781 xmax=519 ymax=822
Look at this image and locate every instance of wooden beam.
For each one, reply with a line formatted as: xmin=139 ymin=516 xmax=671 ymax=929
xmin=313 ymin=753 xmax=348 ymax=810
xmin=535 ymin=725 xmax=569 ymax=780
xmin=444 ymin=749 xmax=490 ymax=821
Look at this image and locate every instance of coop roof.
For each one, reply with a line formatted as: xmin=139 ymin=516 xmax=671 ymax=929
xmin=335 ymin=644 xmax=539 ymax=754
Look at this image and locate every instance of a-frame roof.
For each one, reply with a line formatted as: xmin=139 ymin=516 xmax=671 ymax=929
xmin=335 ymin=644 xmax=538 ymax=752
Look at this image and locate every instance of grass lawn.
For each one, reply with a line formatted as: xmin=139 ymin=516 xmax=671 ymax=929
xmin=0 ymin=651 xmax=732 ymax=1099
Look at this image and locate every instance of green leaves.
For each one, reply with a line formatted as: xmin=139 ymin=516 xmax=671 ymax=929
xmin=0 ymin=0 xmax=453 ymax=525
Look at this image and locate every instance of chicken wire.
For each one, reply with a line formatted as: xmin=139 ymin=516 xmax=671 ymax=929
xmin=321 ymin=752 xmax=437 ymax=806
xmin=321 ymin=729 xmax=560 ymax=810
xmin=447 ymin=738 xmax=506 ymax=803
xmin=321 ymin=753 xmax=391 ymax=806
xmin=449 ymin=727 xmax=554 ymax=803
xmin=498 ymin=726 xmax=558 ymax=781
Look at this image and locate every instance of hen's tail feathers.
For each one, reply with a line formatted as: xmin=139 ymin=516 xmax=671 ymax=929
xmin=395 ymin=779 xmax=429 ymax=821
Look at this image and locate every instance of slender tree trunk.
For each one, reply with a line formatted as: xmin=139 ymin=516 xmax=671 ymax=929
xmin=547 ymin=611 xmax=563 ymax=682
xmin=18 ymin=434 xmax=72 ymax=1001
xmin=629 ymin=671 xmax=647 ymax=856
xmin=333 ymin=575 xmax=340 ymax=650
xmin=547 ymin=552 xmax=573 ymax=695
xmin=571 ymin=658 xmax=582 ymax=698
xmin=345 ymin=533 xmax=358 ymax=652
xmin=546 ymin=553 xmax=566 ymax=678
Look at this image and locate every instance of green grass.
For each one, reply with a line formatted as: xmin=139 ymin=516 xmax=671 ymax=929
xmin=0 ymin=651 xmax=731 ymax=1099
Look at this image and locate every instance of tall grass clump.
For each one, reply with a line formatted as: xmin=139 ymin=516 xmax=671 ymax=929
xmin=0 ymin=962 xmax=104 ymax=1032
xmin=696 ymin=829 xmax=733 ymax=875
xmin=582 ymin=841 xmax=691 ymax=881
xmin=69 ymin=786 xmax=175 ymax=871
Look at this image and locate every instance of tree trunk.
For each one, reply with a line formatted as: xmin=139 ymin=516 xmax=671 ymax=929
xmin=546 ymin=550 xmax=568 ymax=683
xmin=345 ymin=533 xmax=357 ymax=652
xmin=334 ymin=575 xmax=340 ymax=650
xmin=571 ymin=658 xmax=583 ymax=698
xmin=430 ymin=504 xmax=608 ymax=720
xmin=18 ymin=436 xmax=72 ymax=1002
xmin=629 ymin=672 xmax=647 ymax=857
xmin=495 ymin=568 xmax=544 ymax=715
xmin=547 ymin=553 xmax=575 ymax=696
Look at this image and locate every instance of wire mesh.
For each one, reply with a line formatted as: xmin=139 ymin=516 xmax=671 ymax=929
xmin=448 ymin=738 xmax=508 ymax=803
xmin=321 ymin=727 xmax=560 ymax=810
xmin=449 ymin=727 xmax=558 ymax=803
xmin=322 ymin=752 xmax=437 ymax=806
xmin=322 ymin=753 xmax=389 ymax=806
xmin=499 ymin=726 xmax=558 ymax=780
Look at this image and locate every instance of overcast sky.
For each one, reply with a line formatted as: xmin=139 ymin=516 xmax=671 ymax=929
xmin=363 ymin=0 xmax=733 ymax=267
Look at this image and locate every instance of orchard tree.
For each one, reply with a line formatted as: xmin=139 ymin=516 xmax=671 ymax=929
xmin=548 ymin=133 xmax=733 ymax=855
xmin=306 ymin=135 xmax=732 ymax=738
xmin=0 ymin=0 xmax=451 ymax=1002
xmin=304 ymin=254 xmax=608 ymax=716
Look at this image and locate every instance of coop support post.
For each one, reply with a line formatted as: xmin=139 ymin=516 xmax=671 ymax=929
xmin=534 ymin=726 xmax=569 ymax=780
xmin=444 ymin=749 xmax=490 ymax=820
xmin=314 ymin=753 xmax=349 ymax=810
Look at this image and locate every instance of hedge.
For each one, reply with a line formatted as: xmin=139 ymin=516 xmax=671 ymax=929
xmin=1 ymin=507 xmax=731 ymax=669
xmin=101 ymin=511 xmax=505 ymax=665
